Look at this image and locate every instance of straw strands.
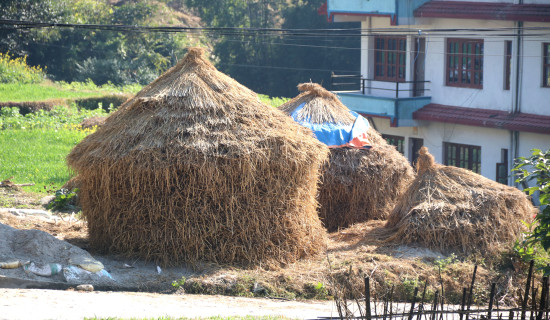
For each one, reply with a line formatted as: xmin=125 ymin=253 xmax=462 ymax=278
xmin=385 ymin=147 xmax=536 ymax=254
xmin=67 ymin=48 xmax=329 ymax=267
xmin=280 ymin=83 xmax=414 ymax=231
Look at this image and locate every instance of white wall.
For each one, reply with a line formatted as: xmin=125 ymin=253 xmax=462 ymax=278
xmin=436 ymin=0 xmax=545 ymax=3
xmin=519 ymin=132 xmax=550 ymax=159
xmin=519 ymin=22 xmax=550 ymax=115
xmin=361 ymin=17 xmax=550 ymax=116
xmin=371 ymin=117 xmax=514 ymax=181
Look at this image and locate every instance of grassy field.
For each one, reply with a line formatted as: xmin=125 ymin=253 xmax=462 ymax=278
xmin=0 ymin=128 xmax=90 ymax=193
xmin=0 ymin=87 xmax=288 ymax=194
xmin=0 ymin=81 xmax=141 ymax=102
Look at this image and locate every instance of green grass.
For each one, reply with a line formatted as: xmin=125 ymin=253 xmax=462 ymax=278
xmin=0 ymin=81 xmax=141 ymax=102
xmin=0 ymin=128 xmax=89 ymax=193
xmin=0 ymin=84 xmax=288 ymax=195
xmin=258 ymin=94 xmax=289 ymax=108
xmin=1 ymin=105 xmax=108 ymax=130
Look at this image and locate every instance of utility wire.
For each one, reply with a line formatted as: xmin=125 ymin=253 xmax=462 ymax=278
xmin=2 ymin=19 xmax=550 ymax=37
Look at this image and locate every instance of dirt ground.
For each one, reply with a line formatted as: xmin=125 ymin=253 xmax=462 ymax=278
xmin=0 ymin=288 xmax=336 ymax=320
xmin=0 ymin=186 xmax=533 ymax=316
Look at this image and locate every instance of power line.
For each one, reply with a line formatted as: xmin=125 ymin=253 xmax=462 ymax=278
xmin=2 ymin=19 xmax=550 ymax=38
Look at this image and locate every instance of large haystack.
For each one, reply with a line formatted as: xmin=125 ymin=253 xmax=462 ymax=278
xmin=67 ymin=48 xmax=329 ymax=267
xmin=280 ymin=83 xmax=414 ymax=231
xmin=385 ymin=147 xmax=536 ymax=254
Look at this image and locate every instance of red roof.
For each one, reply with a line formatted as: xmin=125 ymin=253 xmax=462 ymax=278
xmin=413 ymin=104 xmax=550 ymax=135
xmin=414 ymin=1 xmax=550 ymax=22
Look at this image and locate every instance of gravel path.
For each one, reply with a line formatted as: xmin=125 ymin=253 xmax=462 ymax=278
xmin=0 ymin=289 xmax=338 ymax=320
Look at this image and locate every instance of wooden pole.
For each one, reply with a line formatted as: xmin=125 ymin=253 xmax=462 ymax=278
xmin=365 ymin=276 xmax=372 ymax=320
xmin=417 ymin=281 xmax=428 ymax=320
xmin=389 ymin=285 xmax=394 ymax=320
xmin=522 ymin=260 xmax=534 ymax=320
xmin=488 ymin=283 xmax=496 ymax=320
xmin=408 ymin=287 xmax=419 ymax=320
xmin=536 ymin=277 xmax=548 ymax=320
xmin=460 ymin=287 xmax=467 ymax=320
xmin=431 ymin=290 xmax=439 ymax=320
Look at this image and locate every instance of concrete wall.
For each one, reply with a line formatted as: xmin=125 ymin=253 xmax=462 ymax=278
xmin=359 ymin=17 xmax=550 ymax=115
xmin=334 ymin=0 xmax=550 ymax=192
xmin=371 ymin=117 xmax=515 ymax=181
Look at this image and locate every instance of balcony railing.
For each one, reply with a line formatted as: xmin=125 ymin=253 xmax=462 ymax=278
xmin=331 ymin=73 xmax=430 ymax=98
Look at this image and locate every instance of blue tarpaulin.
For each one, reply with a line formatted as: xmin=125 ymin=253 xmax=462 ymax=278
xmin=290 ymin=103 xmax=372 ymax=148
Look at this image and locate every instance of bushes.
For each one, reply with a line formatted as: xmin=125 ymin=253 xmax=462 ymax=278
xmin=513 ymin=149 xmax=550 ymax=275
xmin=0 ymin=105 xmax=107 ymax=130
xmin=74 ymin=94 xmax=131 ymax=111
xmin=0 ymin=52 xmax=45 ymax=84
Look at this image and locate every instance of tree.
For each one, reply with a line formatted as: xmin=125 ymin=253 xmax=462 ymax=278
xmin=0 ymin=0 xmax=195 ymax=85
xmin=513 ymin=149 xmax=550 ymax=275
xmin=185 ymin=0 xmax=361 ymax=97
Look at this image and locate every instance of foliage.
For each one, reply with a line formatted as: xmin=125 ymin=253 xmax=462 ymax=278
xmin=185 ymin=0 xmax=360 ymax=97
xmin=171 ymin=276 xmax=186 ymax=290
xmin=47 ymin=188 xmax=79 ymax=211
xmin=303 ymin=281 xmax=329 ymax=299
xmin=0 ymin=81 xmax=140 ymax=102
xmin=258 ymin=94 xmax=289 ymax=108
xmin=513 ymin=148 xmax=550 ymax=275
xmin=434 ymin=253 xmax=458 ymax=271
xmin=0 ymin=105 xmax=107 ymax=130
xmin=0 ymin=0 xmax=200 ymax=86
xmin=0 ymin=52 xmax=45 ymax=84
xmin=1 ymin=0 xmax=359 ymax=97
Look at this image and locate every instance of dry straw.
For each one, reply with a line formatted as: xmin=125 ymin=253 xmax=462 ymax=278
xmin=280 ymin=83 xmax=414 ymax=231
xmin=386 ymin=146 xmax=536 ymax=254
xmin=67 ymin=48 xmax=329 ymax=267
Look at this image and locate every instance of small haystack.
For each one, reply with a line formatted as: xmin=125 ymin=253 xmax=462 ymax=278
xmin=385 ymin=147 xmax=536 ymax=254
xmin=67 ymin=48 xmax=329 ymax=267
xmin=280 ymin=83 xmax=414 ymax=231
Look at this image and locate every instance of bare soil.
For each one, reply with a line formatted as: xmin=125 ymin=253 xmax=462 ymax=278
xmin=0 ymin=187 xmax=532 ymax=309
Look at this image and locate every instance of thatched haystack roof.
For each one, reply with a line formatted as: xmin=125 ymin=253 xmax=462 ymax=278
xmin=385 ymin=147 xmax=536 ymax=254
xmin=67 ymin=48 xmax=329 ymax=267
xmin=280 ymin=83 xmax=414 ymax=231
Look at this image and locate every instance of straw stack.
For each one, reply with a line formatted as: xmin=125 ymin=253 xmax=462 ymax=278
xmin=67 ymin=48 xmax=329 ymax=266
xmin=386 ymin=147 xmax=536 ymax=254
xmin=280 ymin=83 xmax=414 ymax=231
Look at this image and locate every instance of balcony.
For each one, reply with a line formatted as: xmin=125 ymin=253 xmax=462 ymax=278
xmin=328 ymin=0 xmax=396 ymax=15
xmin=331 ymin=74 xmax=431 ymax=127
xmin=326 ymin=0 xmax=431 ymax=25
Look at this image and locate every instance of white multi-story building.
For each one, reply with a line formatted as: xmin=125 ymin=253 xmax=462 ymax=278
xmin=323 ymin=0 xmax=550 ymax=186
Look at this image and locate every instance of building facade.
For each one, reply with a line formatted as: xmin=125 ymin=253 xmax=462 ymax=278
xmin=324 ymin=0 xmax=550 ymax=186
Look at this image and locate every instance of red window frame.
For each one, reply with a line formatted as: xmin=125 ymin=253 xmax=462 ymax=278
xmin=443 ymin=142 xmax=481 ymax=174
xmin=544 ymin=43 xmax=550 ymax=88
xmin=374 ymin=36 xmax=407 ymax=82
xmin=446 ymin=38 xmax=483 ymax=89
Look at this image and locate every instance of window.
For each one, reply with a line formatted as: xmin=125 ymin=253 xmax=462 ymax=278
xmin=443 ymin=142 xmax=481 ymax=174
xmin=496 ymin=149 xmax=508 ymax=185
xmin=544 ymin=43 xmax=550 ymax=87
xmin=446 ymin=38 xmax=483 ymax=88
xmin=409 ymin=138 xmax=424 ymax=166
xmin=382 ymin=134 xmax=405 ymax=154
xmin=505 ymin=41 xmax=512 ymax=90
xmin=375 ymin=36 xmax=406 ymax=82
